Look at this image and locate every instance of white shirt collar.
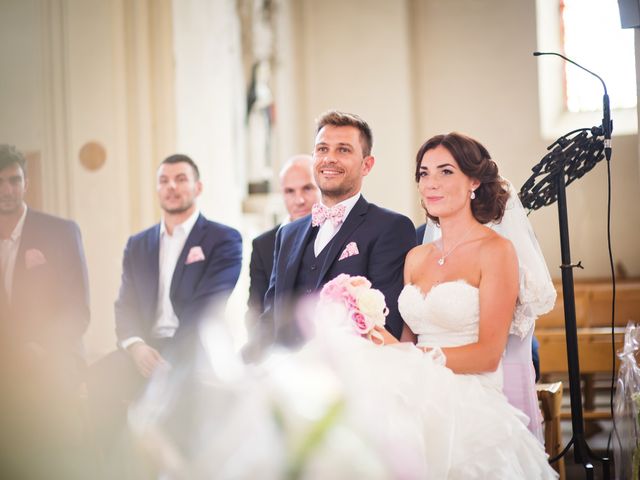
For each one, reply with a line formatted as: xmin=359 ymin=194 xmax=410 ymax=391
xmin=7 ymin=204 xmax=28 ymax=242
xmin=160 ymin=209 xmax=200 ymax=238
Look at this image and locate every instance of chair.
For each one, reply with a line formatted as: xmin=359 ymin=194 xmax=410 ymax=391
xmin=537 ymin=382 xmax=565 ymax=480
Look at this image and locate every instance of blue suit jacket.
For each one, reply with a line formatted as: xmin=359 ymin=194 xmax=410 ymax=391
xmin=6 ymin=209 xmax=90 ymax=356
xmin=114 ymin=214 xmax=242 ymax=345
xmin=261 ymin=196 xmax=416 ymax=346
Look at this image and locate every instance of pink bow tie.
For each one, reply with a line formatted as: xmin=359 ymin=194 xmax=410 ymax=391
xmin=311 ymin=203 xmax=347 ymax=227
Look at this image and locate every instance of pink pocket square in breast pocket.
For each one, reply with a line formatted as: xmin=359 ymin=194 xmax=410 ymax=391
xmin=25 ymin=249 xmax=47 ymax=269
xmin=339 ymin=241 xmax=359 ymax=261
xmin=185 ymin=246 xmax=205 ymax=264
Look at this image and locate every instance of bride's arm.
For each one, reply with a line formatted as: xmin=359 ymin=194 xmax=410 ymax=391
xmin=400 ymin=248 xmax=418 ymax=343
xmin=440 ymin=236 xmax=518 ymax=373
xmin=370 ymin=246 xmax=420 ymax=345
xmin=375 ymin=245 xmax=421 ymax=345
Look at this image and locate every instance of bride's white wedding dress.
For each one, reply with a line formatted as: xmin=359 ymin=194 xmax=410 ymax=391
xmin=130 ymin=281 xmax=557 ymax=479
xmin=395 ymin=280 xmax=557 ymax=478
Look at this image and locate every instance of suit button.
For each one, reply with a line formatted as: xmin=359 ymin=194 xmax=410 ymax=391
xmin=305 ymin=289 xmax=312 ymax=294
xmin=311 ymin=264 xmax=317 ymax=270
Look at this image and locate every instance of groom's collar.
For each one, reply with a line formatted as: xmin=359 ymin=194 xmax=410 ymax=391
xmin=318 ymin=192 xmax=361 ymax=222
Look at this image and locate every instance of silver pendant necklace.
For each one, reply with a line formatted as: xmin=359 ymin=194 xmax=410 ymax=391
xmin=437 ymin=228 xmax=475 ymax=266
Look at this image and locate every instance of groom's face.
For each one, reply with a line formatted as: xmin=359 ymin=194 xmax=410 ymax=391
xmin=312 ymin=125 xmax=374 ymax=206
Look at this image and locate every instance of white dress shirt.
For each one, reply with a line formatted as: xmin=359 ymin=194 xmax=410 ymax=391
xmin=0 ymin=204 xmax=27 ymax=302
xmin=120 ymin=209 xmax=200 ymax=350
xmin=314 ymin=192 xmax=361 ymax=257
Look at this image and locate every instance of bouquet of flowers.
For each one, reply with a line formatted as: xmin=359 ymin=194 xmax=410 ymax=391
xmin=319 ymin=274 xmax=388 ymax=343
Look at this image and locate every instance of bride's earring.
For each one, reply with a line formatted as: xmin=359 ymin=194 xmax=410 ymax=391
xmin=470 ymin=190 xmax=476 ymax=200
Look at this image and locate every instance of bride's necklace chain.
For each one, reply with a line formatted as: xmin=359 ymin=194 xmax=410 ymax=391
xmin=437 ymin=227 xmax=475 ymax=266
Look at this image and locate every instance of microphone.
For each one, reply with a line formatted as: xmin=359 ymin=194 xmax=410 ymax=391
xmin=533 ymin=51 xmax=612 ymax=161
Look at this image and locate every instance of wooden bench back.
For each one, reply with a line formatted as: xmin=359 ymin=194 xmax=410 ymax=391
xmin=535 ymin=279 xmax=639 ymax=374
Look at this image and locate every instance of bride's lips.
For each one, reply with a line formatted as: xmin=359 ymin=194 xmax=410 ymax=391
xmin=425 ymin=196 xmax=444 ymax=202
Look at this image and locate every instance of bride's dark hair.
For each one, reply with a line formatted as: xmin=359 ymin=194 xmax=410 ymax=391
xmin=414 ymin=132 xmax=509 ymax=225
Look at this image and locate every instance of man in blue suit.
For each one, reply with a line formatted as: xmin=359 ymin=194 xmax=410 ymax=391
xmin=89 ymin=154 xmax=242 ymax=474
xmin=0 ymin=144 xmax=90 ymax=479
xmin=248 ymin=111 xmax=416 ymax=357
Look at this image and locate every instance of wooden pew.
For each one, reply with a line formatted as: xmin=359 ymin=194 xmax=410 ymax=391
xmin=535 ymin=279 xmax=639 ymax=421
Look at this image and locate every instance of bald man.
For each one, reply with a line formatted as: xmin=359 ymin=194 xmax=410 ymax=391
xmin=247 ymin=155 xmax=320 ymax=322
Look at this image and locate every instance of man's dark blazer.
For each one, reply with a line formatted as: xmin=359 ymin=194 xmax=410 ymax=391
xmin=261 ymin=196 xmax=416 ymax=347
xmin=4 ymin=208 xmax=90 ymax=359
xmin=0 ymin=208 xmax=90 ymax=480
xmin=247 ymin=225 xmax=279 ymax=317
xmin=114 ymin=214 xmax=242 ymax=345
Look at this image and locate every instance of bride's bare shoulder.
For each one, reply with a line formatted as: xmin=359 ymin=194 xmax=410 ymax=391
xmin=406 ymin=242 xmax=437 ymax=265
xmin=478 ymin=228 xmax=517 ymax=265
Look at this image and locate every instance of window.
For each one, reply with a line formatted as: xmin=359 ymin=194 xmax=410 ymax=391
xmin=562 ymin=0 xmax=636 ymax=113
xmin=536 ymin=0 xmax=637 ymax=137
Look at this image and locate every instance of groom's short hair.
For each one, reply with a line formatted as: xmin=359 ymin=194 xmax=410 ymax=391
xmin=160 ymin=153 xmax=200 ymax=180
xmin=315 ymin=110 xmax=373 ymax=157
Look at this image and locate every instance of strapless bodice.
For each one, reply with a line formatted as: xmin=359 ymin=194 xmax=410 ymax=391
xmin=399 ymin=281 xmax=480 ymax=348
xmin=398 ymin=281 xmax=503 ymax=388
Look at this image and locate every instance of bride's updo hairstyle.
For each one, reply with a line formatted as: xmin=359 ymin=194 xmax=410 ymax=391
xmin=414 ymin=132 xmax=509 ymax=225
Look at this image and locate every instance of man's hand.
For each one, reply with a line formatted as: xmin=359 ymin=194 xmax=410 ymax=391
xmin=127 ymin=342 xmax=167 ymax=378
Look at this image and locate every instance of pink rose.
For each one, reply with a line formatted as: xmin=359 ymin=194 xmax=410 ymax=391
xmin=351 ymin=310 xmax=371 ymax=334
xmin=320 ymin=281 xmax=347 ymax=302
xmin=344 ymin=293 xmax=358 ymax=310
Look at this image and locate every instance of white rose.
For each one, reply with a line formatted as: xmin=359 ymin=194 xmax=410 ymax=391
xmin=355 ymin=288 xmax=387 ymax=326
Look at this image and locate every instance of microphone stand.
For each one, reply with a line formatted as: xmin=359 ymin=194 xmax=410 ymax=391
xmin=521 ymin=126 xmax=611 ymax=480
xmin=521 ymin=52 xmax=614 ymax=479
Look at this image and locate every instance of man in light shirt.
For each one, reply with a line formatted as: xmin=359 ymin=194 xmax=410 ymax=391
xmin=251 ymin=111 xmax=416 ymax=355
xmin=89 ymin=154 xmax=242 ymax=474
xmin=0 ymin=144 xmax=90 ymax=479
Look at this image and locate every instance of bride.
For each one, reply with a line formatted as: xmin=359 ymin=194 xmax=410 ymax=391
xmin=370 ymin=132 xmax=557 ymax=477
xmin=130 ymin=133 xmax=557 ymax=479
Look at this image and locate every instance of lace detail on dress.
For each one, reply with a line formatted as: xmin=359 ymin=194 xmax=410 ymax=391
xmin=510 ymin=263 xmax=557 ymax=338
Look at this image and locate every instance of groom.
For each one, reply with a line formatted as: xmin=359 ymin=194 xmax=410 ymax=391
xmin=252 ymin=111 xmax=416 ymax=353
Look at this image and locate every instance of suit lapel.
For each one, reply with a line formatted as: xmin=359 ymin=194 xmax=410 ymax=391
xmin=142 ymin=224 xmax=161 ymax=318
xmin=281 ymin=218 xmax=314 ymax=293
xmin=169 ymin=214 xmax=206 ymax=299
xmin=316 ymin=196 xmax=369 ymax=288
xmin=11 ymin=210 xmax=36 ymax=304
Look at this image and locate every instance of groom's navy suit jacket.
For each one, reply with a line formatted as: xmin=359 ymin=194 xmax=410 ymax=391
xmin=114 ymin=214 xmax=242 ymax=345
xmin=261 ymin=196 xmax=416 ymax=347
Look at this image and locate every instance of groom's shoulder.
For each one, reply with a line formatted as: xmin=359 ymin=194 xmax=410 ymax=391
xmin=366 ymin=201 xmax=414 ymax=226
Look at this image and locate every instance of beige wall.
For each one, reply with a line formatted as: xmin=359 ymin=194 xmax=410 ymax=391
xmin=1 ymin=0 xmax=638 ymax=357
xmin=409 ymin=0 xmax=639 ymax=280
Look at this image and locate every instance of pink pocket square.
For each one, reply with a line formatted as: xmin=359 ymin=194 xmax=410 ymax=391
xmin=25 ymin=249 xmax=47 ymax=269
xmin=339 ymin=241 xmax=359 ymax=261
xmin=185 ymin=246 xmax=205 ymax=264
